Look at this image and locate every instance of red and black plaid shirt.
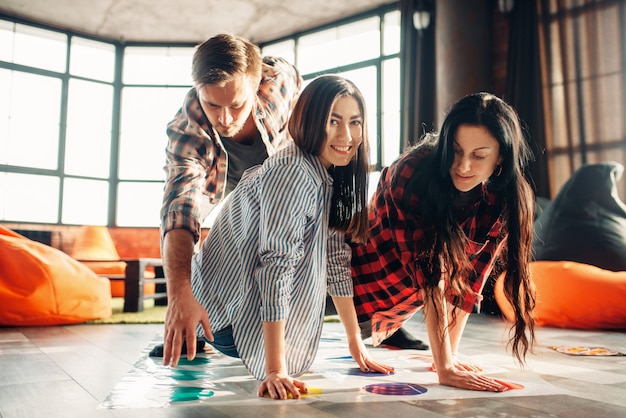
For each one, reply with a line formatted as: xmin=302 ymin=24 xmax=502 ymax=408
xmin=350 ymin=147 xmax=507 ymax=345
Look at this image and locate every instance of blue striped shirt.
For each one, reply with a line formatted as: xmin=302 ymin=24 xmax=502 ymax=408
xmin=191 ymin=143 xmax=354 ymax=380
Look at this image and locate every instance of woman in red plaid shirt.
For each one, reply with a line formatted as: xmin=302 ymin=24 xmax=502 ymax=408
xmin=351 ymin=92 xmax=536 ymax=392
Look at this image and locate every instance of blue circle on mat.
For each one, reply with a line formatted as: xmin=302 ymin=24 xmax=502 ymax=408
xmin=364 ymin=382 xmax=427 ymax=396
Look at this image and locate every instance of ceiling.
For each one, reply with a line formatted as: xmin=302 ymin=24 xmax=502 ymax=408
xmin=0 ymin=0 xmax=396 ymax=44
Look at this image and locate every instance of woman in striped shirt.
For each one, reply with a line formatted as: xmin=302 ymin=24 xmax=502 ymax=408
xmin=191 ymin=75 xmax=394 ymax=400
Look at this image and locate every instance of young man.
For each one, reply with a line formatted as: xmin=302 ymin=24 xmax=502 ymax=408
xmin=159 ymin=34 xmax=301 ymax=366
xmin=157 ymin=34 xmax=424 ymax=364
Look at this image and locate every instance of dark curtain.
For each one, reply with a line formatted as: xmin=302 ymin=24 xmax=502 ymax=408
xmin=505 ymin=0 xmax=550 ymax=198
xmin=533 ymin=0 xmax=626 ymax=201
xmin=400 ymin=0 xmax=435 ymax=150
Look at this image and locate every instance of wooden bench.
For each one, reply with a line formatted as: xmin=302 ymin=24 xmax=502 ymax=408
xmin=121 ymin=258 xmax=167 ymax=312
xmin=78 ymin=258 xmax=167 ymax=313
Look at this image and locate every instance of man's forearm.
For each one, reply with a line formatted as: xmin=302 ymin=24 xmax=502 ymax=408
xmin=162 ymin=228 xmax=196 ymax=297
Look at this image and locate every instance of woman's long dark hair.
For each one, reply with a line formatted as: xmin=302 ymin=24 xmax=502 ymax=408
xmin=402 ymin=92 xmax=536 ymax=364
xmin=287 ymin=75 xmax=370 ymax=243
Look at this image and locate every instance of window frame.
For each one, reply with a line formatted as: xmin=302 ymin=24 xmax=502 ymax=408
xmin=0 ymin=5 xmax=400 ymax=227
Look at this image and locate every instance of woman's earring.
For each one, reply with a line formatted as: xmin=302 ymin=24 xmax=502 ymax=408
xmin=495 ymin=165 xmax=503 ymax=177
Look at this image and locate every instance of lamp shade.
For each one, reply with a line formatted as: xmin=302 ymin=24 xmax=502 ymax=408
xmin=413 ymin=11 xmax=431 ymax=30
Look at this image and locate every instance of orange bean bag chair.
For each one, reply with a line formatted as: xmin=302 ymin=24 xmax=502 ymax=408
xmin=495 ymin=260 xmax=626 ymax=330
xmin=0 ymin=226 xmax=112 ymax=326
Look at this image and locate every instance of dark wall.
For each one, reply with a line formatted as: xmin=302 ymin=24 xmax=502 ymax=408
xmin=435 ymin=0 xmax=494 ymax=123
xmin=432 ymin=0 xmax=512 ymax=123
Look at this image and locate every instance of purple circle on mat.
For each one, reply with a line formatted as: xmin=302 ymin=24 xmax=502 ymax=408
xmin=346 ymin=368 xmax=392 ymax=377
xmin=364 ymin=382 xmax=427 ymax=396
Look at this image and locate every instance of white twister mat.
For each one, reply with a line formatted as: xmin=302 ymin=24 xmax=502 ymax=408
xmin=100 ymin=321 xmax=571 ymax=409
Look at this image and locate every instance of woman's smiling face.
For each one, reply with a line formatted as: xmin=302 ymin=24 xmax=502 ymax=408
xmin=317 ymin=96 xmax=363 ymax=169
xmin=449 ymin=124 xmax=503 ymax=192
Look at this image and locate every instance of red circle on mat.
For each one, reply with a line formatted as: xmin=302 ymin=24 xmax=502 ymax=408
xmin=364 ymin=382 xmax=427 ymax=395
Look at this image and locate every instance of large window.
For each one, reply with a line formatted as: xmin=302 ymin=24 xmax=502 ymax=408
xmin=118 ymin=46 xmax=194 ymax=227
xmin=0 ymin=17 xmax=195 ymax=227
xmin=1 ymin=5 xmax=399 ymax=227
xmin=261 ymin=6 xmax=402 ymax=173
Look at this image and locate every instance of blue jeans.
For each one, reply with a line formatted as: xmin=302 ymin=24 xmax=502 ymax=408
xmin=202 ymin=325 xmax=240 ymax=358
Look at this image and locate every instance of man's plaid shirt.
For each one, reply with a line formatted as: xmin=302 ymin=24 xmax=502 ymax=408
xmin=161 ymin=57 xmax=301 ymax=243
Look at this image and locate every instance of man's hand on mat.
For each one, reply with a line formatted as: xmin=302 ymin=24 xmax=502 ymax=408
xmin=162 ymin=289 xmax=212 ymax=367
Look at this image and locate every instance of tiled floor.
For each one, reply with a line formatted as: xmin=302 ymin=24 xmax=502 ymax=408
xmin=1 ymin=313 xmax=625 ymax=417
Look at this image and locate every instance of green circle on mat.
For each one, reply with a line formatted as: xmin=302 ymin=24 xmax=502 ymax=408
xmin=176 ymin=357 xmax=211 ymax=366
xmin=170 ymin=386 xmax=215 ymax=402
xmin=170 ymin=369 xmax=212 ymax=381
